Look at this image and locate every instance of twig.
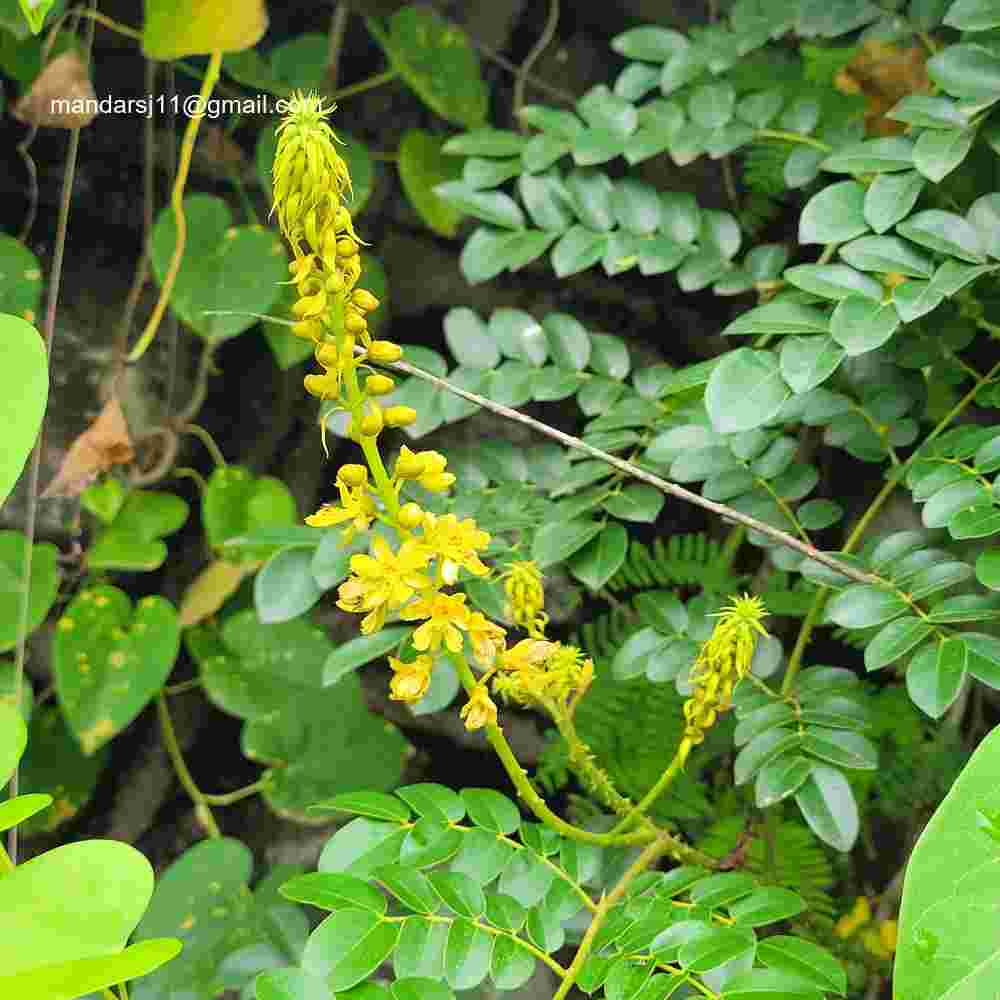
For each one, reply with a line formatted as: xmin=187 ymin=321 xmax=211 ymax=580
xmin=470 ymin=33 xmax=576 ymax=105
xmin=326 ymin=2 xmax=350 ymax=91
xmin=513 ymin=0 xmax=560 ymax=125
xmin=376 ymin=355 xmax=881 ymax=586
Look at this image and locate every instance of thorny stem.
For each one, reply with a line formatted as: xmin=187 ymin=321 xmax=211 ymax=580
xmin=128 ymin=50 xmax=223 ymax=362
xmin=552 ymin=833 xmax=679 ymax=1000
xmin=156 ymin=693 xmax=222 ymax=838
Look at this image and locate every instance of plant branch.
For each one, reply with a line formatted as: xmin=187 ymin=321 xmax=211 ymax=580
xmin=513 ymin=0 xmax=559 ymax=125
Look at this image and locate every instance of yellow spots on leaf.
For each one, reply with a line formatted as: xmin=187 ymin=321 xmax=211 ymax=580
xmin=24 ymin=267 xmax=42 ymax=281
xmin=140 ymin=596 xmax=158 ymax=609
xmin=94 ymin=594 xmax=110 ymax=608
xmin=134 ymin=623 xmax=148 ymax=634
xmin=22 ymin=308 xmax=34 ymax=324
xmin=109 ymin=651 xmax=127 ymax=669
xmin=80 ymin=717 xmax=115 ymax=754
xmin=225 ymin=226 xmax=239 ymax=240
xmin=180 ymin=914 xmax=196 ymax=931
xmin=111 ymin=627 xmax=127 ymax=641
xmin=52 ymin=798 xmax=77 ymax=822
xmin=57 ymin=617 xmax=75 ymax=631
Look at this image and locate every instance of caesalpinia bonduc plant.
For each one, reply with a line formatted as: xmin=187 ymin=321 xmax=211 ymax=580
xmin=263 ymin=94 xmax=848 ymax=1000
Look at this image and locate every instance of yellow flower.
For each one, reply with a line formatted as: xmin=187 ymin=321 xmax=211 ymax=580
xmin=460 ymin=684 xmax=498 ymax=731
xmin=421 ymin=512 xmax=490 ymax=585
xmin=414 ymin=451 xmax=456 ymax=493
xmin=388 ymin=655 xmax=433 ymax=703
xmin=305 ymin=476 xmax=376 ymax=541
xmin=835 ymin=897 xmax=872 ymax=939
xmin=499 ymin=638 xmax=557 ymax=672
xmin=401 ymin=591 xmax=471 ymax=653
xmin=466 ymin=611 xmax=506 ymax=667
xmin=337 ymin=535 xmax=432 ymax=634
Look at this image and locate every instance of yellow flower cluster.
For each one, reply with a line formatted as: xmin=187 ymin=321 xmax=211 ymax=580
xmin=834 ymin=897 xmax=898 ymax=959
xmin=272 ymin=94 xmax=593 ymax=731
xmin=682 ymin=594 xmax=768 ymax=745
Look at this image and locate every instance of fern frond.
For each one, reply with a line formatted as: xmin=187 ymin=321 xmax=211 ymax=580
xmin=698 ymin=814 xmax=836 ymax=920
xmin=607 ymin=533 xmax=738 ymax=593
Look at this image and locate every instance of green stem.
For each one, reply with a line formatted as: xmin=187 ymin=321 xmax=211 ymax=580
xmin=329 ymin=68 xmax=398 ymax=102
xmin=0 ymin=840 xmax=13 ymax=875
xmin=608 ymin=739 xmax=696 ymax=837
xmin=156 ymin=694 xmax=221 ymax=838
xmin=202 ymin=779 xmax=270 ymax=806
xmin=178 ymin=423 xmax=226 ymax=466
xmin=448 ymin=652 xmax=653 ymax=848
xmin=719 ymin=526 xmax=745 ymax=570
xmin=553 ymin=833 xmax=679 ymax=1000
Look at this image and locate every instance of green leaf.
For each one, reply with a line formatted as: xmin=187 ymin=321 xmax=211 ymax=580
xmin=724 ymin=301 xmax=829 ymax=337
xmin=907 ymin=640 xmax=966 ymax=719
xmin=569 ymin=523 xmax=628 ymax=590
xmin=0 ymin=315 xmax=47 ymax=507
xmin=612 ymin=26 xmax=687 ymax=61
xmin=142 ymin=0 xmax=265 ymax=58
xmin=822 ymin=137 xmax=914 ymax=174
xmin=192 ymin=613 xmax=408 ymax=819
xmin=967 ymin=193 xmax=1000 ymax=259
xmin=729 ymin=888 xmax=806 ymax=927
xmin=724 ymin=968 xmax=827 ymax=999
xmin=757 ymin=935 xmax=846 ymax=995
xmin=460 ymin=788 xmax=520 ymax=834
xmin=433 ymin=182 xmax=524 ymax=230
xmin=370 ymin=8 xmax=486 ymax=128
xmin=705 ymin=348 xmax=789 ymax=434
xmin=826 ymin=585 xmax=906 ymax=629
xmin=151 ymin=194 xmax=286 ymax=342
xmin=779 ymin=336 xmax=845 ymax=394
xmin=443 ymin=308 xmax=500 ymax=369
xmin=490 ymin=935 xmax=535 ymax=990
xmin=689 ymin=82 xmax=734 ymax=128
xmin=302 ymin=909 xmax=399 ymax=991
xmin=375 ymin=864 xmax=441 ymax=913
xmin=394 ymin=919 xmax=448 ymax=980
xmin=896 ymin=723 xmax=1000 ymax=998
xmin=913 ymin=127 xmax=975 ymax=182
xmin=397 ymin=782 xmax=465 ymax=822
xmin=799 ymin=181 xmax=869 ymax=244
xmin=255 ymin=547 xmax=323 ymax=624
xmin=0 ymin=700 xmax=26 ymax=787
xmin=532 ymin=518 xmax=604 ymax=568
xmin=0 ymin=839 xmax=154 ymax=973
xmin=795 ymin=764 xmax=859 ymax=851
xmin=863 ymin=170 xmax=925 ymax=234
xmin=0 ymin=530 xmax=59 ymax=652
xmin=577 ymin=84 xmax=638 ymax=136
xmin=204 ymin=465 xmax=298 ymax=562
xmin=829 ymin=296 xmax=900 ymax=356
xmin=735 ymin=727 xmax=801 ymax=785
xmin=784 ymin=263 xmax=882 ymax=302
xmin=280 ymin=872 xmax=388 ymax=914
xmin=0 ymin=792 xmax=50 ymax=833
xmin=442 ymin=919 xmax=491 ymax=990
xmin=865 ymin=617 xmax=934 ymax=671
xmin=755 ymin=756 xmax=814 ymax=808
xmin=318 ymin=818 xmax=408 ymax=877
xmin=268 ymin=32 xmax=327 ymax=91
xmin=893 ymin=279 xmax=945 ymax=323
xmin=945 ymin=0 xmax=1000 ymax=30
xmin=429 ymin=871 xmax=486 ymax=919
xmin=313 ymin=790 xmax=410 ymax=823
xmin=801 ymin=728 xmax=878 ymax=770
xmin=255 ymin=967 xmax=334 ymax=1000
xmin=88 ymin=489 xmax=190 ymax=573
xmin=840 ymin=234 xmax=934 ymax=277
xmin=54 ymin=585 xmax=179 ymax=755
xmin=16 ymin=704 xmax=108 ymax=836
xmin=603 ymin=484 xmax=665 ymax=523
xmin=399 ymin=129 xmax=463 ymax=237
xmin=926 ymin=43 xmax=1000 ymax=100
xmin=897 ymin=209 xmax=985 ymax=262
xmin=964 ymin=632 xmax=1000 ymax=688
xmin=391 ymin=977 xmax=454 ymax=1000
xmin=551 ymin=225 xmax=609 ymax=277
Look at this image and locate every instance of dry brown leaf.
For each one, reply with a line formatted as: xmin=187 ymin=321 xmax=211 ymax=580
xmin=179 ymin=560 xmax=252 ymax=628
xmin=43 ymin=397 xmax=134 ymax=499
xmin=13 ymin=50 xmax=97 ymax=129
xmin=835 ymin=41 xmax=932 ymax=136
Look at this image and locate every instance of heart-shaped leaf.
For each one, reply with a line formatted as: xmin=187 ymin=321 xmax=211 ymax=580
xmin=189 ymin=611 xmax=409 ymax=820
xmin=150 ymin=194 xmax=287 ymax=342
xmin=54 ymin=585 xmax=181 ymax=754
xmin=0 ymin=529 xmax=59 ymax=652
xmin=0 ymin=314 xmax=47 ymax=507
xmin=142 ymin=0 xmax=267 ymax=59
xmin=204 ymin=465 xmax=298 ymax=562
xmin=87 ymin=489 xmax=189 ymax=572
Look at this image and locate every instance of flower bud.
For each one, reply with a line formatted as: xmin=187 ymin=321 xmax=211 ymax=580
xmin=365 ymin=374 xmax=395 ymax=396
xmin=304 ymin=373 xmax=338 ymax=398
xmin=352 ymin=289 xmax=379 ymax=312
xmin=359 ymin=405 xmax=384 ymax=437
xmin=315 ymin=342 xmax=339 ymax=367
xmin=325 ymin=270 xmax=345 ymax=293
xmin=368 ymin=340 xmax=402 ymax=363
xmin=292 ymin=319 xmax=322 ymax=341
xmin=337 ymin=237 xmax=359 ymax=257
xmin=344 ymin=309 xmax=367 ymax=335
xmin=398 ymin=502 xmax=424 ymax=529
xmin=384 ymin=406 xmax=417 ymax=428
xmin=394 ymin=449 xmax=426 ymax=479
xmin=337 ymin=464 xmax=368 ymax=487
